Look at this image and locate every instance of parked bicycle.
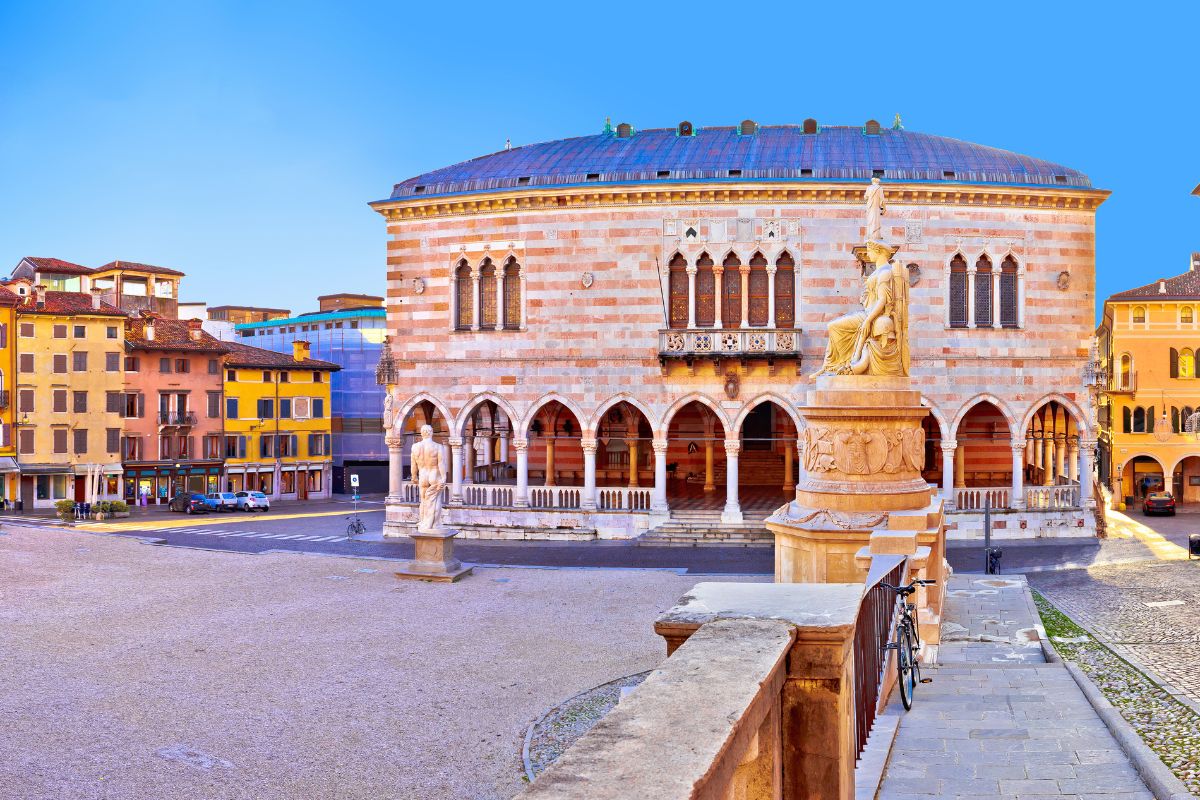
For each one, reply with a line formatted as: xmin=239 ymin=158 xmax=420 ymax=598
xmin=881 ymin=578 xmax=937 ymax=710
xmin=346 ymin=515 xmax=366 ymax=538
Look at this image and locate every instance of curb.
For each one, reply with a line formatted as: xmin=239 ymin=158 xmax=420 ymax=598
xmin=1062 ymin=660 xmax=1195 ymax=800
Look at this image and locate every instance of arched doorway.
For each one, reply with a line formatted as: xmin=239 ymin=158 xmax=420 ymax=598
xmin=526 ymin=400 xmax=583 ymax=488
xmin=664 ymin=400 xmax=728 ymax=515
xmin=1122 ymin=456 xmax=1165 ymax=505
xmin=1021 ymin=399 xmax=1086 ymax=510
xmin=952 ymin=400 xmax=1013 ymax=508
xmin=594 ymin=401 xmax=653 ymax=490
xmin=736 ymin=399 xmax=798 ymax=519
xmin=460 ymin=399 xmax=515 ymax=486
xmin=1172 ymin=456 xmax=1200 ymax=505
xmin=398 ymin=399 xmax=451 ymax=482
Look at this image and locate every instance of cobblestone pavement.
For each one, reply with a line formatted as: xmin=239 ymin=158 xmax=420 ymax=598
xmin=1030 ymin=560 xmax=1200 ymax=709
xmin=878 ymin=576 xmax=1153 ymax=800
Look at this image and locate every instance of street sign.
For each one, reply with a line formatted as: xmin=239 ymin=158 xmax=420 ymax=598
xmin=350 ymin=473 xmax=359 ymax=488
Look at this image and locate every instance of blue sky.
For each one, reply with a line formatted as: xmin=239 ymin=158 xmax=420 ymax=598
xmin=1 ymin=1 xmax=1196 ymax=315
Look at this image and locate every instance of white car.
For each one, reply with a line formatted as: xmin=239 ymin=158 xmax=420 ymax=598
xmin=205 ymin=492 xmax=238 ymax=512
xmin=235 ymin=491 xmax=271 ymax=512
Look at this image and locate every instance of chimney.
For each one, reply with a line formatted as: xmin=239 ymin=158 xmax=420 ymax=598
xmin=144 ymin=316 xmax=156 ymax=341
xmin=1159 ymin=279 xmax=1168 ymax=294
xmin=1192 ymin=252 xmax=1200 ymax=272
xmin=292 ymin=340 xmax=311 ymax=362
xmin=90 ymin=287 xmax=102 ymax=310
xmin=33 ymin=284 xmax=46 ymax=308
xmin=187 ymin=318 xmax=203 ymax=341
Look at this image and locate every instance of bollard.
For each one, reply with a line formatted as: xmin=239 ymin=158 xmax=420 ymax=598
xmin=1190 ymin=534 xmax=1200 ymax=561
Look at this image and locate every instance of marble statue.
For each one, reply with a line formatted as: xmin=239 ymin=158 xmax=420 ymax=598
xmin=382 ymin=390 xmax=395 ymax=432
xmin=410 ymin=424 xmax=447 ymax=531
xmin=814 ymin=241 xmax=910 ymax=377
xmin=864 ymin=177 xmax=886 ymax=242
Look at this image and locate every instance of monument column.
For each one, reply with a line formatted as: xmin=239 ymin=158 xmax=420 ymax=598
xmin=448 ymin=436 xmax=463 ymax=504
xmin=386 ymin=435 xmax=403 ymax=501
xmin=581 ymin=437 xmax=598 ymax=511
xmin=767 ymin=265 xmax=777 ymax=329
xmin=713 ymin=266 xmax=724 ymax=328
xmin=722 ymin=440 xmax=743 ymax=523
xmin=739 ymin=265 xmax=750 ymax=329
xmin=651 ymin=439 xmax=669 ymax=513
xmin=1010 ymin=440 xmax=1026 ymax=509
xmin=513 ymin=438 xmax=529 ymax=507
xmin=941 ymin=441 xmax=956 ymax=506
xmin=686 ymin=265 xmax=698 ymax=328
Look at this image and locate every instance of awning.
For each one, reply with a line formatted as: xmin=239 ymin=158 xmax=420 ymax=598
xmin=0 ymin=457 xmax=18 ymax=473
xmin=72 ymin=463 xmax=124 ymax=476
xmin=18 ymin=464 xmax=73 ymax=476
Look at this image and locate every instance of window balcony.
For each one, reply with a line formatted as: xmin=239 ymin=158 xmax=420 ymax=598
xmin=158 ymin=411 xmax=198 ymax=427
xmin=657 ymin=328 xmax=803 ymax=374
xmin=1108 ymin=372 xmax=1137 ymax=395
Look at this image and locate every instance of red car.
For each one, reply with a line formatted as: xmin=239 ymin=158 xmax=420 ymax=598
xmin=1142 ymin=491 xmax=1176 ymax=516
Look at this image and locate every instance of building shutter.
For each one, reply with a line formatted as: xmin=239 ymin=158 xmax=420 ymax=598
xmin=280 ymin=398 xmax=292 ymax=419
xmin=138 ymin=393 xmax=145 ymax=418
xmin=238 ymin=436 xmax=246 ymax=459
xmin=1171 ymin=348 xmax=1179 ymax=378
xmin=324 ymin=434 xmax=331 ymax=455
xmin=291 ymin=435 xmax=298 ymax=457
xmin=1173 ymin=407 xmax=1180 ymax=433
xmin=1147 ymin=406 xmax=1156 ymax=433
xmin=1122 ymin=407 xmax=1131 ymax=433
xmin=313 ymin=398 xmax=324 ymax=419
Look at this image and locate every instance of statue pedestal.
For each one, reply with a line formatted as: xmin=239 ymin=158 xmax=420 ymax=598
xmin=394 ymin=527 xmax=473 ymax=583
xmin=766 ymin=375 xmax=945 ymax=584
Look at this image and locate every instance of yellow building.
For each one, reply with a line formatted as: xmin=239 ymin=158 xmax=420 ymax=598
xmin=0 ymin=285 xmax=21 ymax=503
xmin=221 ymin=340 xmax=338 ymax=501
xmin=1098 ymin=255 xmax=1200 ymax=507
xmin=12 ymin=286 xmax=127 ymax=508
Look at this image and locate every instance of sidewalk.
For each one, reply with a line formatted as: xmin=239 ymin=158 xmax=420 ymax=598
xmin=876 ymin=575 xmax=1153 ymax=799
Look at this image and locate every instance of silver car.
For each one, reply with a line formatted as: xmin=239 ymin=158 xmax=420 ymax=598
xmin=235 ymin=491 xmax=271 ymax=512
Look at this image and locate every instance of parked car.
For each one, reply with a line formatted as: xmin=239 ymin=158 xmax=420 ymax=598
xmin=205 ymin=492 xmax=239 ymax=512
xmin=1143 ymin=491 xmax=1176 ymax=516
xmin=235 ymin=491 xmax=271 ymax=512
xmin=169 ymin=493 xmax=210 ymax=514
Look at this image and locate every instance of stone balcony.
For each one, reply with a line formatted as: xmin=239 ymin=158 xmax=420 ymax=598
xmin=657 ymin=327 xmax=803 ymax=375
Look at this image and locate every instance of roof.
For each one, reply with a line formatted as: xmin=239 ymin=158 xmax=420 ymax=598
xmin=0 ymin=285 xmax=22 ymax=306
xmin=235 ymin=307 xmax=386 ymax=329
xmin=317 ymin=293 xmax=384 ymax=301
xmin=17 ymin=290 xmax=125 ymax=317
xmin=94 ymin=260 xmax=185 ymax=277
xmin=208 ymin=305 xmax=291 ymax=313
xmin=382 ymin=123 xmax=1092 ymax=202
xmin=222 ymin=340 xmax=340 ymax=371
xmin=22 ymin=257 xmax=93 ymax=275
xmin=124 ymin=317 xmax=228 ymax=353
xmin=1108 ymin=269 xmax=1200 ymax=301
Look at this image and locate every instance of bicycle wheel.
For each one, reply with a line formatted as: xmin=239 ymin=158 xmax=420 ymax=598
xmin=897 ymin=625 xmax=916 ymax=710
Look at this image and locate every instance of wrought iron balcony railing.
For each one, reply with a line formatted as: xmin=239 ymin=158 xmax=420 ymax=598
xmin=158 ymin=411 xmax=198 ymax=427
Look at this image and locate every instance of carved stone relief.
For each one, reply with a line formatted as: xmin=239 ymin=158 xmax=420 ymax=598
xmin=802 ymin=426 xmax=924 ymax=475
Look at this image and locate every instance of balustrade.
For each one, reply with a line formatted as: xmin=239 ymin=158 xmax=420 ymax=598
xmin=1024 ymin=484 xmax=1080 ymax=510
xmin=596 ymin=487 xmax=652 ymax=511
xmin=528 ymin=486 xmax=582 ymax=510
xmin=658 ymin=327 xmax=801 ymax=358
xmin=853 ymin=556 xmax=907 ymax=758
xmin=953 ymin=486 xmax=1010 ymax=511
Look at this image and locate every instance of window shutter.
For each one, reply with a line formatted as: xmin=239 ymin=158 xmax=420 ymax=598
xmin=291 ymin=435 xmax=298 ymax=456
xmin=1122 ymin=407 xmax=1131 ymax=433
xmin=1171 ymin=348 xmax=1179 ymax=378
xmin=1148 ymin=406 xmax=1156 ymax=433
xmin=1172 ymin=407 xmax=1180 ymax=433
xmin=0 ymin=324 xmax=7 ymax=348
xmin=138 ymin=393 xmax=145 ymax=418
xmin=238 ymin=436 xmax=246 ymax=459
xmin=325 ymin=434 xmax=330 ymax=455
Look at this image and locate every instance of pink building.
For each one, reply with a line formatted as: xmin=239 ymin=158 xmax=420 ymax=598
xmin=121 ymin=314 xmax=228 ymax=503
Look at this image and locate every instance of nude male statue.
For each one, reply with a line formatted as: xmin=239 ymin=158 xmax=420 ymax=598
xmin=410 ymin=425 xmax=447 ymax=532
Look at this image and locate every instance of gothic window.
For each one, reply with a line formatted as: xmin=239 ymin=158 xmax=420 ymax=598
xmin=1132 ymin=406 xmax=1145 ymax=433
xmin=667 ymin=254 xmax=688 ymax=328
xmin=1119 ymin=353 xmax=1133 ymax=390
xmin=479 ymin=258 xmax=497 ymax=328
xmin=748 ymin=252 xmax=769 ymax=326
xmin=1000 ymin=255 xmax=1018 ymax=328
xmin=696 ymin=252 xmax=716 ymax=327
xmin=775 ymin=251 xmax=795 ymax=328
xmin=974 ymin=254 xmax=993 ymax=327
xmin=949 ymin=254 xmax=968 ymax=328
xmin=454 ymin=259 xmax=472 ymax=330
xmin=722 ymin=253 xmax=741 ymax=327
xmin=503 ymin=257 xmax=521 ymax=329
xmin=1133 ymin=306 xmax=1146 ymax=324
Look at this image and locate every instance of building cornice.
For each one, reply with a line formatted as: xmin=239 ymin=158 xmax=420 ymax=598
xmin=370 ymin=181 xmax=1110 ymax=222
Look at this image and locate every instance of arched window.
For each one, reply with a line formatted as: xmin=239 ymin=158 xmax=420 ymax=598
xmin=1182 ymin=348 xmax=1195 ymax=379
xmin=949 ymin=254 xmax=968 ymax=328
xmin=775 ymin=252 xmax=795 ymax=328
xmin=696 ymin=252 xmax=716 ymax=327
xmin=1133 ymin=406 xmax=1146 ymax=433
xmin=1000 ymin=255 xmax=1019 ymax=328
xmin=1183 ymin=306 xmax=1194 ymax=325
xmin=721 ymin=253 xmax=741 ymax=327
xmin=1133 ymin=306 xmax=1146 ymax=324
xmin=974 ymin=254 xmax=993 ymax=328
xmin=667 ymin=253 xmax=688 ymax=329
xmin=503 ymin=257 xmax=521 ymax=330
xmin=479 ymin=258 xmax=497 ymax=328
xmin=1119 ymin=353 xmax=1132 ymax=390
xmin=454 ymin=259 xmax=472 ymax=330
xmin=747 ymin=252 xmax=769 ymax=326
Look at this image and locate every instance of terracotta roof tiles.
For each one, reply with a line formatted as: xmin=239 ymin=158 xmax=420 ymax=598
xmin=1108 ymin=269 xmax=1200 ymax=301
xmin=124 ymin=318 xmax=228 ymax=352
xmin=222 ymin=340 xmax=340 ymax=371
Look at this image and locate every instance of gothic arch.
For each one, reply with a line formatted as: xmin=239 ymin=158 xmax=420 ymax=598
xmin=920 ymin=396 xmax=950 ymax=440
xmin=1019 ymin=393 xmax=1090 ymax=440
xmin=950 ymin=394 xmax=1018 ymax=440
xmin=658 ymin=393 xmax=731 ymax=439
xmin=731 ymin=392 xmax=802 ymax=434
xmin=518 ymin=392 xmax=588 ymax=439
xmin=395 ymin=393 xmax=453 ymax=434
xmin=454 ymin=391 xmax=520 ymax=439
xmin=586 ymin=393 xmax=660 ymax=438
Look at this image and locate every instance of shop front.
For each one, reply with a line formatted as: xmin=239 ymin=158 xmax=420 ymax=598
xmin=123 ymin=462 xmax=223 ymax=505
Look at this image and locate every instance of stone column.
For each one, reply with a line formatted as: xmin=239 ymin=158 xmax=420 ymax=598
xmin=448 ymin=436 xmax=463 ymax=504
xmin=463 ymin=434 xmax=475 ymax=484
xmin=386 ymin=435 xmax=403 ymax=501
xmin=992 ymin=270 xmax=1002 ymax=328
xmin=739 ymin=266 xmax=750 ymax=329
xmin=470 ymin=268 xmax=481 ymax=331
xmin=499 ymin=434 xmax=509 ymax=465
xmin=651 ymin=439 xmax=669 ymax=513
xmin=628 ymin=437 xmax=639 ymax=488
xmin=722 ymin=440 xmax=742 ymax=523
xmin=953 ymin=442 xmax=965 ymax=487
xmin=518 ymin=267 xmax=528 ymax=331
xmin=544 ymin=438 xmax=556 ymax=487
xmin=941 ymin=441 xmax=956 ymax=506
xmin=1010 ymin=440 xmax=1026 ymax=509
xmin=1043 ymin=436 xmax=1055 ymax=486
xmin=494 ymin=269 xmax=504 ymax=331
xmin=767 ymin=265 xmax=777 ymax=328
xmin=513 ymin=438 xmax=529 ymax=507
xmin=1055 ymin=435 xmax=1066 ymax=483
xmin=686 ymin=265 xmax=698 ymax=328
xmin=1080 ymin=439 xmax=1096 ymax=507
xmin=713 ymin=266 xmax=724 ymax=328
xmin=1068 ymin=440 xmax=1080 ymax=483
xmin=782 ymin=440 xmax=793 ymax=493
xmin=704 ymin=440 xmax=715 ymax=492
xmin=967 ymin=266 xmax=977 ymax=328
xmin=1034 ymin=432 xmax=1043 ymax=470
xmin=581 ymin=437 xmax=598 ymax=511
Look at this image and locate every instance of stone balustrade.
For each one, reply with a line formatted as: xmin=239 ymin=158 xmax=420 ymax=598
xmin=657 ymin=327 xmax=802 ymax=358
xmin=527 ymin=486 xmax=582 ymax=510
xmin=1024 ymin=484 xmax=1080 ymax=510
xmin=953 ymin=486 xmax=1011 ymax=510
xmin=595 ymin=487 xmax=653 ymax=511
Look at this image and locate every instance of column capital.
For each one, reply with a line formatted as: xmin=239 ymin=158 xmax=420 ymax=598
xmin=1010 ymin=439 xmax=1027 ymax=451
xmin=766 ymin=265 xmax=778 ymax=275
xmin=724 ymin=440 xmax=741 ymax=457
xmin=652 ymin=440 xmax=669 ymax=456
xmin=512 ymin=437 xmax=528 ymax=452
xmin=940 ymin=440 xmax=957 ymax=453
xmin=448 ymin=436 xmax=463 ymax=447
xmin=713 ymin=265 xmax=725 ymax=276
xmin=739 ymin=265 xmax=751 ymax=275
xmin=385 ymin=435 xmax=404 ymax=449
xmin=581 ymin=437 xmax=598 ymax=452
xmin=686 ymin=265 xmax=698 ymax=275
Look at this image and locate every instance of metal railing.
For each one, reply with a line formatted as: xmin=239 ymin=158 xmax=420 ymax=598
xmin=158 ymin=411 xmax=197 ymax=426
xmin=853 ymin=555 xmax=907 ymax=759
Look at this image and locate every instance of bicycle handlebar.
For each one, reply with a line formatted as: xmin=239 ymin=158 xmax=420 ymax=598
xmin=880 ymin=579 xmax=938 ymax=594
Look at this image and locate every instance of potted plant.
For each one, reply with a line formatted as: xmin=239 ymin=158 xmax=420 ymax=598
xmin=93 ymin=501 xmax=111 ymax=520
xmin=110 ymin=500 xmax=130 ymax=518
xmin=54 ymin=499 xmax=75 ymax=522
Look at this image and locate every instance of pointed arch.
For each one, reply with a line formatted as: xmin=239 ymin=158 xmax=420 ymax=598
xmin=455 ymin=391 xmax=520 ymax=439
xmin=1018 ymin=393 xmax=1090 ymax=440
xmin=518 ymin=392 xmax=588 ymax=439
xmin=720 ymin=250 xmax=741 ymax=327
xmin=950 ymin=393 xmax=1018 ymax=440
xmin=395 ymin=393 xmax=453 ymax=434
xmin=732 ymin=392 xmax=802 ymax=435
xmin=948 ymin=252 xmax=968 ymax=329
xmin=667 ymin=252 xmax=688 ymax=329
xmin=920 ymin=396 xmax=950 ymax=440
xmin=696 ymin=251 xmax=716 ymax=327
xmin=658 ymin=393 xmax=731 ymax=439
xmin=586 ymin=393 xmax=660 ymax=438
xmin=774 ymin=249 xmax=795 ymax=328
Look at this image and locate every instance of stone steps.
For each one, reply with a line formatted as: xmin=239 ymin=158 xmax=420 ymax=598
xmin=638 ymin=522 xmax=774 ymax=548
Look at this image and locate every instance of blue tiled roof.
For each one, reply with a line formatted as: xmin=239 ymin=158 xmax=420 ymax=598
xmin=385 ymin=125 xmax=1090 ymax=201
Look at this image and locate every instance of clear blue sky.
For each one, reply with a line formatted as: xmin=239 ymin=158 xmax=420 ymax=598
xmin=1 ymin=1 xmax=1196 ymax=316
